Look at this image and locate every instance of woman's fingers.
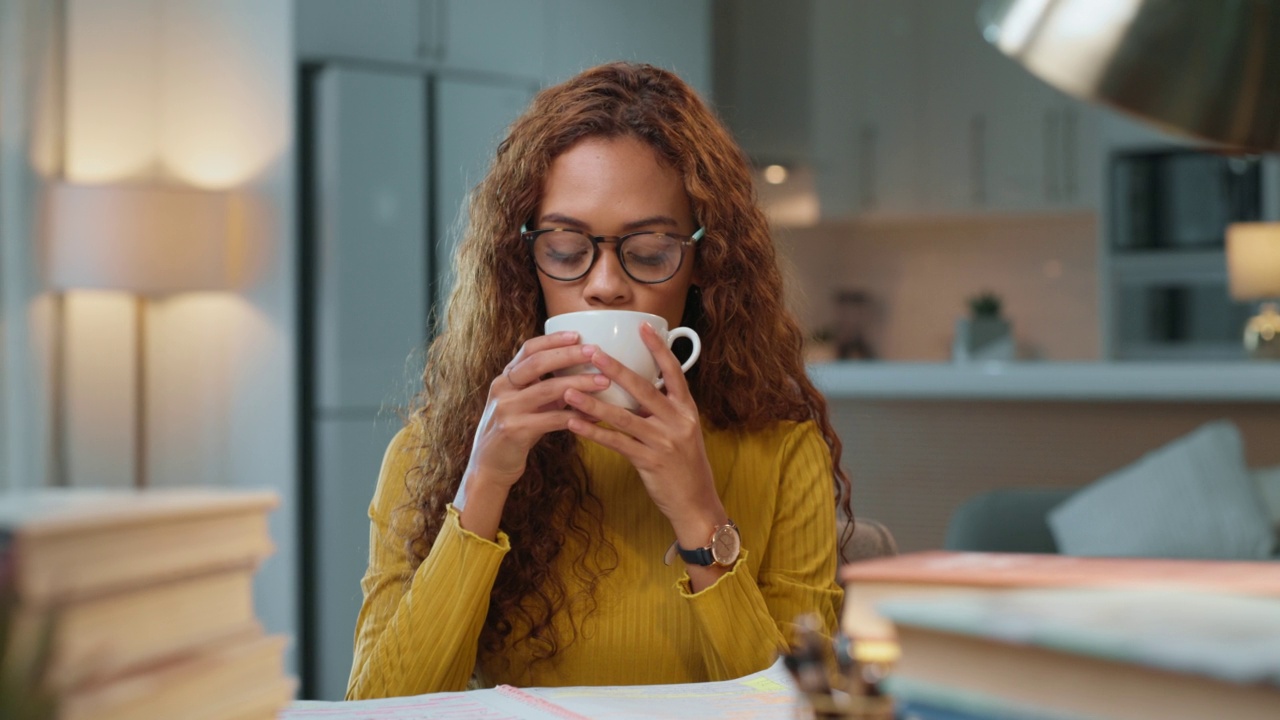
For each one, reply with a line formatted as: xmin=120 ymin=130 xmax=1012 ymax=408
xmin=641 ymin=322 xmax=693 ymax=405
xmin=564 ymin=386 xmax=642 ymax=434
xmin=586 ymin=343 xmax=677 ymax=421
xmin=535 ymin=373 xmax=610 ymax=408
xmin=513 ymin=330 xmax=580 ymax=357
xmin=505 ymin=340 xmax=598 ymax=390
xmin=566 ymin=409 xmax=648 ymax=458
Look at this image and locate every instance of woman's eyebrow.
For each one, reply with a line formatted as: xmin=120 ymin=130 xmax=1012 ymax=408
xmin=537 ymin=213 xmax=681 ymax=232
xmin=620 ymin=215 xmax=680 ymax=231
xmin=538 ymin=212 xmax=589 ymax=228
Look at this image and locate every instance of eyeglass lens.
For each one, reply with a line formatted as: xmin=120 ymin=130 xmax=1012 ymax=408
xmin=532 ymin=230 xmax=686 ymax=283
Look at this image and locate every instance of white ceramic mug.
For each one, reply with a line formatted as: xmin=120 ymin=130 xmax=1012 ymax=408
xmin=544 ymin=310 xmax=701 ymax=411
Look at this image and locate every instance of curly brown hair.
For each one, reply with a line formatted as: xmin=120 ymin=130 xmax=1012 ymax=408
xmin=401 ymin=61 xmax=854 ymax=665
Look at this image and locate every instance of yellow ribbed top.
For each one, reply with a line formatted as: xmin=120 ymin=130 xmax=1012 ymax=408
xmin=346 ymin=420 xmax=843 ymax=699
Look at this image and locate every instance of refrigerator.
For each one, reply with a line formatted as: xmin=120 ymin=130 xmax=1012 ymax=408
xmin=300 ymin=62 xmax=532 ymax=700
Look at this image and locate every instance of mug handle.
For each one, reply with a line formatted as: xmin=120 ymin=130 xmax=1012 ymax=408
xmin=655 ymin=327 xmax=701 ymax=389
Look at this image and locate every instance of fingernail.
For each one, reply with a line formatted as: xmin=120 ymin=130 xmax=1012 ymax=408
xmin=558 ymin=331 xmax=579 ymax=341
xmin=593 ymin=374 xmax=610 ymax=387
xmin=581 ymin=344 xmax=597 ymax=357
xmin=565 ymin=389 xmax=584 ymax=403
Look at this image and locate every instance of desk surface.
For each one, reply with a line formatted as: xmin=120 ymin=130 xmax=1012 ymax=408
xmin=283 ymin=659 xmax=803 ymax=719
xmin=809 ymin=361 xmax=1280 ymax=402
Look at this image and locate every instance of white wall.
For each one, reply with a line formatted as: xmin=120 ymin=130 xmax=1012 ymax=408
xmin=784 ymin=215 xmax=1100 ymax=361
xmin=60 ymin=0 xmax=298 ymax=662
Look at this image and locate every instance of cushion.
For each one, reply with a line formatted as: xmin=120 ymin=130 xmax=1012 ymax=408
xmin=1255 ymin=465 xmax=1280 ymax=532
xmin=1047 ymin=421 xmax=1276 ymax=560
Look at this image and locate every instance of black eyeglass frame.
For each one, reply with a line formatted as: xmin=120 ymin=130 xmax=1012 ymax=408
xmin=520 ymin=224 xmax=706 ymax=284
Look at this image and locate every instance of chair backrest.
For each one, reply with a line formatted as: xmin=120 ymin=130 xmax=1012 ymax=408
xmin=943 ymin=487 xmax=1076 ymax=554
xmin=838 ymin=515 xmax=898 ymax=565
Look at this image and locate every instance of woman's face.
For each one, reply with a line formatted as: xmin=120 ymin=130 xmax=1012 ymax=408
xmin=534 ymin=135 xmax=698 ymax=329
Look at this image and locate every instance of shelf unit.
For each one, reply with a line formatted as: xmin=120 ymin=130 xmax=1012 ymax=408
xmin=1100 ymin=140 xmax=1280 ymax=361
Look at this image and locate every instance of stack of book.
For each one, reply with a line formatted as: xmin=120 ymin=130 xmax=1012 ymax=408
xmin=1 ymin=487 xmax=294 ymax=720
xmin=841 ymin=552 xmax=1280 ymax=720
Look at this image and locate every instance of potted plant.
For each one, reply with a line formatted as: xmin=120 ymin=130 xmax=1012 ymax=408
xmin=952 ymin=291 xmax=1015 ymax=362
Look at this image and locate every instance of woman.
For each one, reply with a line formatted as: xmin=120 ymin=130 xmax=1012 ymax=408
xmin=347 ymin=62 xmax=853 ymax=699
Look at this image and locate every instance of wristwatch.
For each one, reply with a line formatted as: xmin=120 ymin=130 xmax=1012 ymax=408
xmin=665 ymin=520 xmax=741 ymax=567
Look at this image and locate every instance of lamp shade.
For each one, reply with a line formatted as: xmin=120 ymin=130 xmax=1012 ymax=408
xmin=47 ymin=182 xmax=239 ymax=296
xmin=981 ymin=0 xmax=1280 ymax=152
xmin=1227 ymin=222 xmax=1280 ymax=301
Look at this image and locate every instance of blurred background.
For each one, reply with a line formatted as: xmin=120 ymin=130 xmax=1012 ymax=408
xmin=2 ymin=0 xmax=1279 ymax=702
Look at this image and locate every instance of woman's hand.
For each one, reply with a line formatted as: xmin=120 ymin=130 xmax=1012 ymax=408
xmin=563 ymin=323 xmax=730 ymax=575
xmin=456 ymin=331 xmax=609 ymax=539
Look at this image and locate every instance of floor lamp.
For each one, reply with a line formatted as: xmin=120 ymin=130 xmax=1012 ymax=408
xmin=46 ymin=182 xmax=238 ymax=487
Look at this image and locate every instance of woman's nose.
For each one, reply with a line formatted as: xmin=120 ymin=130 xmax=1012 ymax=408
xmin=583 ymin=244 xmax=631 ymax=305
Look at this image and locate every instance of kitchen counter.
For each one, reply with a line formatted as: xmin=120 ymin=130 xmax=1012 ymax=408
xmin=808 ymin=362 xmax=1280 ymax=402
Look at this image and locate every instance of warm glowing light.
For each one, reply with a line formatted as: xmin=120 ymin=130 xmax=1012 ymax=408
xmin=63 ymin=0 xmax=160 ymax=182
xmin=1227 ymin=222 xmax=1280 ymax=300
xmin=763 ymin=164 xmax=789 ymax=184
xmin=852 ymin=638 xmax=902 ymax=666
xmin=157 ymin=3 xmax=289 ymax=187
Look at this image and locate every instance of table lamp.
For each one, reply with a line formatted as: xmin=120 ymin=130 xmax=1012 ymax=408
xmin=1226 ymin=222 xmax=1280 ymax=360
xmin=46 ymin=181 xmax=239 ymax=485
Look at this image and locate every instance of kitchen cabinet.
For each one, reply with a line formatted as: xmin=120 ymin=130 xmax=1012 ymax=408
xmin=922 ymin=0 xmax=1100 ymax=215
xmin=917 ymin=0 xmax=985 ymax=214
xmin=545 ymin=0 xmax=711 ymax=94
xmin=716 ymin=0 xmax=813 ymax=166
xmin=298 ymin=0 xmax=547 ymax=81
xmin=299 ymin=0 xmax=710 ymax=93
xmin=439 ymin=0 xmax=548 ymax=78
xmin=433 ymin=77 xmax=536 ymax=304
xmin=812 ymin=0 xmax=1101 ymax=221
xmin=297 ymin=0 xmax=423 ymax=64
xmin=813 ymin=0 xmax=921 ymax=217
xmin=312 ymin=68 xmax=429 ymax=412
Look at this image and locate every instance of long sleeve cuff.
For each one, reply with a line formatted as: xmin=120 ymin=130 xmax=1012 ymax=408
xmin=674 ymin=550 xmax=786 ymax=679
xmin=348 ymin=505 xmax=511 ymax=698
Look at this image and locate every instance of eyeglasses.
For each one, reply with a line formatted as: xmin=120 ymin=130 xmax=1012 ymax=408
xmin=521 ymin=224 xmax=705 ymax=284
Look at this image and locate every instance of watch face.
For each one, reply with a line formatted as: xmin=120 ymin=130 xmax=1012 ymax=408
xmin=711 ymin=524 xmax=741 ymax=566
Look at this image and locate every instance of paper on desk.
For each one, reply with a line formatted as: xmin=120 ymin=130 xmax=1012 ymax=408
xmin=283 ymin=687 xmax=582 ymax=720
xmin=516 ymin=657 xmax=796 ymax=719
xmin=282 ymin=657 xmax=798 ymax=719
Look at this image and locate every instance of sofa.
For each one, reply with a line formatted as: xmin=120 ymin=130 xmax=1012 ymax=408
xmin=944 ymin=421 xmax=1280 ymax=560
